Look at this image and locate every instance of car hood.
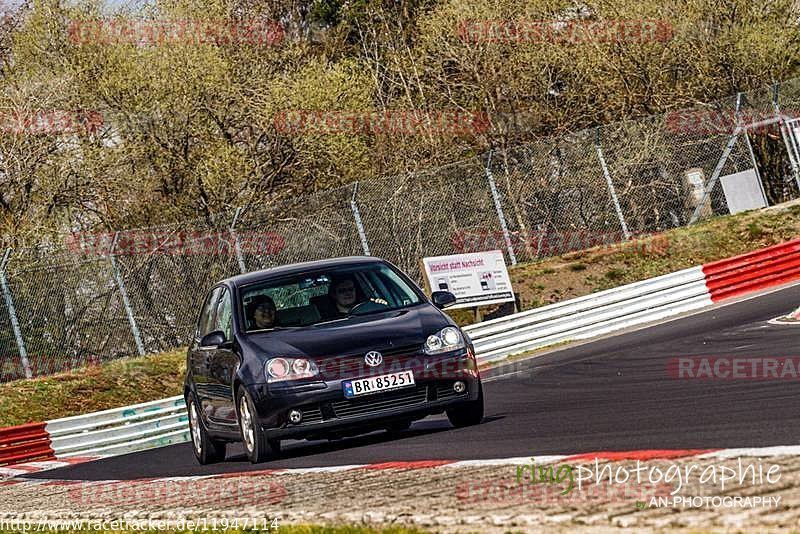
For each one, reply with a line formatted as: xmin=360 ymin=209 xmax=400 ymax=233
xmin=242 ymin=304 xmax=451 ymax=359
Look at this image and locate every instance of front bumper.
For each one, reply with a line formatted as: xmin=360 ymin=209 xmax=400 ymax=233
xmin=246 ymin=351 xmax=480 ymax=440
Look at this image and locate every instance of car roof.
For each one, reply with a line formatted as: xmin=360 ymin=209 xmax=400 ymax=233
xmin=223 ymin=256 xmax=386 ymax=289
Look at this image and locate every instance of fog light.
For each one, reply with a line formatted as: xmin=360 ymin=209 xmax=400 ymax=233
xmin=453 ymin=381 xmax=466 ymax=394
xmin=288 ymin=409 xmax=303 ymax=424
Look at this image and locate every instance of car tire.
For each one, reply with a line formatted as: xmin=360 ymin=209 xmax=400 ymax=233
xmin=187 ymin=394 xmax=226 ymax=465
xmin=446 ymin=382 xmax=484 ymax=428
xmin=237 ymin=388 xmax=280 ymax=464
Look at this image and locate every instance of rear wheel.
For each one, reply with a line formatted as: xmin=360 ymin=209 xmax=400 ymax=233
xmin=237 ymin=388 xmax=280 ymax=464
xmin=187 ymin=395 xmax=226 ymax=465
xmin=446 ymin=382 xmax=484 ymax=428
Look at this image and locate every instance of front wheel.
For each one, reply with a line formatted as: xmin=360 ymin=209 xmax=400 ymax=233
xmin=187 ymin=395 xmax=226 ymax=465
xmin=446 ymin=382 xmax=484 ymax=428
xmin=237 ymin=388 xmax=280 ymax=464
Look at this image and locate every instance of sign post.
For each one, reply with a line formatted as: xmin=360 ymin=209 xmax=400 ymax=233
xmin=421 ymin=250 xmax=515 ymax=316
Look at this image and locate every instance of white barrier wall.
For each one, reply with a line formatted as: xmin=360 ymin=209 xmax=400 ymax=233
xmin=464 ymin=266 xmax=712 ymax=363
xmin=47 ymin=396 xmax=188 ymax=458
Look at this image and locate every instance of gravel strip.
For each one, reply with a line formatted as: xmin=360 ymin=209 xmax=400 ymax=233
xmin=1 ymin=455 xmax=799 ymax=532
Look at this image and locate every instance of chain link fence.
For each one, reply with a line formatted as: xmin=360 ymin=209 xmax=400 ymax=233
xmin=2 ymin=79 xmax=800 ymax=382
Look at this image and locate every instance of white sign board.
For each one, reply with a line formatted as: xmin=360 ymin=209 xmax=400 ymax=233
xmin=719 ymin=168 xmax=767 ymax=214
xmin=421 ymin=250 xmax=514 ymax=309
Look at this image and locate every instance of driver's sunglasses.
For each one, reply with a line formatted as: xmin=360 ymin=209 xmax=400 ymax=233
xmin=336 ymin=286 xmax=355 ymax=294
xmin=256 ymin=305 xmax=275 ymax=313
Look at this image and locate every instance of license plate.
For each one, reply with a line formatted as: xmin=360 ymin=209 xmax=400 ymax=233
xmin=343 ymin=371 xmax=415 ymax=398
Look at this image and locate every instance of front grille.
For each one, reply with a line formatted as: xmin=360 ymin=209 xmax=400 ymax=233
xmin=331 ymin=386 xmax=428 ymax=419
xmin=435 ymin=382 xmax=469 ymax=402
xmin=298 ymin=405 xmax=324 ymax=425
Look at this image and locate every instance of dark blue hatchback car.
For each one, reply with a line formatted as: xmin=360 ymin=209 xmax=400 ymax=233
xmin=184 ymin=256 xmax=484 ymax=464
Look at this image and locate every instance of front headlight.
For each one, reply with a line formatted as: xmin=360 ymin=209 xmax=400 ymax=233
xmin=265 ymin=357 xmax=319 ymax=383
xmin=424 ymin=326 xmax=466 ymax=355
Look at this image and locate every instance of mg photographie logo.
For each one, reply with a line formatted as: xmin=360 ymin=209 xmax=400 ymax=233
xmin=456 ymin=19 xmax=674 ymax=43
xmin=67 ymin=17 xmax=285 ymax=47
xmin=0 ymin=110 xmax=103 ymax=136
xmin=668 ymin=356 xmax=800 ymax=380
xmin=272 ymin=110 xmax=490 ymax=136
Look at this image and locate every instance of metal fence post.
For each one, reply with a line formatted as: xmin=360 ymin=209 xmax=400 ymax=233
xmin=772 ymin=82 xmax=800 ymax=189
xmin=484 ymin=150 xmax=517 ymax=265
xmin=689 ymin=94 xmax=743 ymax=224
xmin=230 ymin=207 xmax=247 ymax=274
xmin=0 ymin=249 xmax=32 ymax=379
xmin=594 ymin=128 xmax=631 ymax=239
xmin=350 ymin=182 xmax=371 ymax=256
xmin=109 ymin=233 xmax=145 ymax=356
xmin=738 ymin=92 xmax=769 ymax=206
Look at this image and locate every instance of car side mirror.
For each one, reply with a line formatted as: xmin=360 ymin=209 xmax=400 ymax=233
xmin=431 ymin=291 xmax=457 ymax=309
xmin=200 ymin=330 xmax=226 ymax=348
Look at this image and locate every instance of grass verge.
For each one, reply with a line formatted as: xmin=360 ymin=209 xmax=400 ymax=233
xmin=0 ymin=348 xmax=186 ymax=427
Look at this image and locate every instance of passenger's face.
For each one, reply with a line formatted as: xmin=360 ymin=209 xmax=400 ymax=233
xmin=333 ymin=280 xmax=356 ymax=307
xmin=254 ymin=303 xmax=275 ymax=328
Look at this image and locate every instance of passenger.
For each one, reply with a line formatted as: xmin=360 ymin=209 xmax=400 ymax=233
xmin=248 ymin=295 xmax=277 ymax=329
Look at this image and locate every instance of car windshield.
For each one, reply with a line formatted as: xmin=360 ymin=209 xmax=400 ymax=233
xmin=241 ymin=263 xmax=423 ymax=331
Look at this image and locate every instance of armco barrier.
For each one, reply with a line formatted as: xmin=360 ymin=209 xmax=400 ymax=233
xmin=46 ymin=396 xmax=188 ymax=458
xmin=2 ymin=237 xmax=800 ymax=468
xmin=0 ymin=422 xmax=54 ymax=466
xmin=463 ymin=266 xmax=711 ymax=363
xmin=703 ymin=238 xmax=800 ymax=302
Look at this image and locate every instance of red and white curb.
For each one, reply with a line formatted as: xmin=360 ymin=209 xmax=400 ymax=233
xmin=0 ymin=457 xmax=101 ymax=480
xmin=4 ymin=445 xmax=800 ymax=486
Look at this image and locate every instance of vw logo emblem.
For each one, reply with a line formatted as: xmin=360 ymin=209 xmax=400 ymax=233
xmin=364 ymin=351 xmax=383 ymax=367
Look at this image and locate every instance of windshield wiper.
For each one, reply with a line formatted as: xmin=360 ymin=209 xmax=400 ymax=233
xmin=247 ymin=326 xmax=285 ymax=333
xmin=314 ymin=316 xmax=351 ymax=325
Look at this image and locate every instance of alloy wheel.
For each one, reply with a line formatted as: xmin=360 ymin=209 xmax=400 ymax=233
xmin=239 ymin=395 xmax=255 ymax=453
xmin=189 ymin=400 xmax=202 ymax=456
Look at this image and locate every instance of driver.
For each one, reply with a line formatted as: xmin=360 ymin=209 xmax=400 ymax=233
xmin=329 ymin=276 xmax=359 ymax=317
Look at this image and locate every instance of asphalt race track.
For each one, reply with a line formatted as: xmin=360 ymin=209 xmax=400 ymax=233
xmin=30 ymin=283 xmax=800 ymax=481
